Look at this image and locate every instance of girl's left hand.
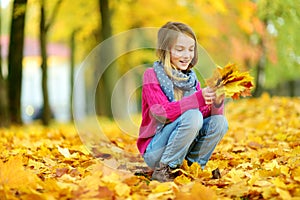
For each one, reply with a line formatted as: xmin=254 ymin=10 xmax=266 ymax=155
xmin=214 ymin=93 xmax=225 ymax=107
xmin=202 ymin=87 xmax=225 ymax=106
xmin=202 ymin=87 xmax=216 ymax=105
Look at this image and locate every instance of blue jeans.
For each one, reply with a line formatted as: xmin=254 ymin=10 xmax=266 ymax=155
xmin=143 ymin=109 xmax=228 ymax=169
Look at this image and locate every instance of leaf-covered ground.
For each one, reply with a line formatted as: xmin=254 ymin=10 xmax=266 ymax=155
xmin=1 ymin=94 xmax=300 ymax=200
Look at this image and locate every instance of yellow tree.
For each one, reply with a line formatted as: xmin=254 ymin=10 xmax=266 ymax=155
xmin=109 ymin=0 xmax=262 ymax=83
xmin=51 ymin=0 xmax=99 ymax=120
xmin=109 ymin=0 xmax=264 ymax=71
xmin=25 ymin=0 xmax=99 ymax=121
xmin=172 ymin=0 xmax=268 ymax=94
xmin=38 ymin=0 xmax=64 ymax=125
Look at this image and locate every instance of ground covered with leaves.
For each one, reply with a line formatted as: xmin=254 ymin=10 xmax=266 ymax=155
xmin=1 ymin=94 xmax=300 ymax=200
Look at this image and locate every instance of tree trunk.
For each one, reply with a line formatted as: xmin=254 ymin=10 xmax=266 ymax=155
xmin=69 ymin=29 xmax=77 ymax=121
xmin=288 ymin=80 xmax=295 ymax=97
xmin=0 ymin=9 xmax=9 ymax=127
xmin=40 ymin=0 xmax=51 ymax=125
xmin=253 ymin=52 xmax=266 ymax=97
xmin=39 ymin=0 xmax=63 ymax=125
xmin=253 ymin=19 xmax=268 ymax=98
xmin=96 ymin=0 xmax=119 ymax=118
xmin=0 ymin=71 xmax=10 ymax=127
xmin=0 ymin=18 xmax=10 ymax=127
xmin=8 ymin=0 xmax=28 ymax=124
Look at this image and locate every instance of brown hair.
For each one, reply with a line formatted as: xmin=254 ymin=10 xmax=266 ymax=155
xmin=156 ymin=21 xmax=198 ymax=71
xmin=156 ymin=22 xmax=198 ymax=100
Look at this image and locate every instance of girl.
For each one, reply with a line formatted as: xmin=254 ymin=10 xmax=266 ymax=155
xmin=137 ymin=22 xmax=228 ymax=182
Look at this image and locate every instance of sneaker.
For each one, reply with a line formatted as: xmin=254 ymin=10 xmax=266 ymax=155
xmin=151 ymin=163 xmax=177 ymax=182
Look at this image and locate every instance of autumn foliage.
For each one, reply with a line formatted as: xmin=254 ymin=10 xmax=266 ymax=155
xmin=1 ymin=94 xmax=300 ymax=199
xmin=205 ymin=63 xmax=254 ymax=100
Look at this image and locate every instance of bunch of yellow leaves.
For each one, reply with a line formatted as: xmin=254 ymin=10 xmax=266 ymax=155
xmin=205 ymin=63 xmax=254 ymax=100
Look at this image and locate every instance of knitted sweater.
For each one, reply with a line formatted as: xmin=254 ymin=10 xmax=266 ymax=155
xmin=137 ymin=68 xmax=224 ymax=155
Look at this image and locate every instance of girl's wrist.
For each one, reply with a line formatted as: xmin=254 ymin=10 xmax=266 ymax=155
xmin=213 ymin=99 xmax=223 ymax=108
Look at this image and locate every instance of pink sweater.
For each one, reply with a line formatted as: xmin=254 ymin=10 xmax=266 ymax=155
xmin=137 ymin=68 xmax=224 ymax=155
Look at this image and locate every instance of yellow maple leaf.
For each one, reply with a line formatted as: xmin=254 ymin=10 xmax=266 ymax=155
xmin=115 ymin=182 xmax=131 ymax=197
xmin=292 ymin=167 xmax=300 ymax=182
xmin=57 ymin=145 xmax=71 ymax=158
xmin=189 ymin=162 xmax=202 ymax=178
xmin=174 ymin=174 xmax=192 ymax=185
xmin=190 ymin=182 xmax=218 ymax=200
xmin=0 ymin=156 xmax=38 ymax=189
xmin=151 ymin=182 xmax=174 ymax=193
xmin=205 ymin=63 xmax=254 ymax=100
xmin=276 ymin=187 xmax=292 ymax=200
xmin=225 ymin=168 xmax=244 ymax=184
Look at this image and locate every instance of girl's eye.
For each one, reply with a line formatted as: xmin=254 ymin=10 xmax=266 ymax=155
xmin=176 ymin=48 xmax=183 ymax=51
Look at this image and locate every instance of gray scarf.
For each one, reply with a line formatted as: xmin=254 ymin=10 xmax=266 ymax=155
xmin=153 ymin=61 xmax=197 ymax=102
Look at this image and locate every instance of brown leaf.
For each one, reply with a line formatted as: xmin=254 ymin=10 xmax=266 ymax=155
xmin=95 ymin=186 xmax=115 ymax=199
xmin=56 ymin=167 xmax=69 ymax=177
xmin=247 ymin=141 xmax=263 ymax=150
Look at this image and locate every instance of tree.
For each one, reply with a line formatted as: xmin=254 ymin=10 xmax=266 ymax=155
xmin=0 ymin=14 xmax=10 ymax=127
xmin=95 ymin=0 xmax=119 ymax=117
xmin=50 ymin=0 xmax=99 ymax=119
xmin=8 ymin=0 xmax=28 ymax=124
xmin=69 ymin=29 xmax=80 ymax=121
xmin=0 ymin=53 xmax=10 ymax=127
xmin=257 ymin=0 xmax=300 ymax=96
xmin=39 ymin=0 xmax=63 ymax=125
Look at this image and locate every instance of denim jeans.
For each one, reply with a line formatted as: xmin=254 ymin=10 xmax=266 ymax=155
xmin=143 ymin=109 xmax=228 ymax=169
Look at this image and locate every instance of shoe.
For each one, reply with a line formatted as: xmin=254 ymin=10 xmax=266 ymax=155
xmin=151 ymin=163 xmax=177 ymax=182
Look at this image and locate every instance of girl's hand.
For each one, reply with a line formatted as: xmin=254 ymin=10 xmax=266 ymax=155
xmin=202 ymin=87 xmax=225 ymax=106
xmin=202 ymin=87 xmax=216 ymax=105
xmin=214 ymin=93 xmax=225 ymax=107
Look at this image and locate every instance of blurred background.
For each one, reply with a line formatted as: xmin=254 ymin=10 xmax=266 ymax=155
xmin=1 ymin=0 xmax=300 ymax=126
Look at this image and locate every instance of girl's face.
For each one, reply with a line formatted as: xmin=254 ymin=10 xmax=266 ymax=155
xmin=170 ymin=33 xmax=195 ymax=71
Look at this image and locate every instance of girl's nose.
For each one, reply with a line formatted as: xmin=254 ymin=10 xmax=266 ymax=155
xmin=182 ymin=50 xmax=192 ymax=58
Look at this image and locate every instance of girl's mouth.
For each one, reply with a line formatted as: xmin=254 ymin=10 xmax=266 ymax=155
xmin=180 ymin=60 xmax=189 ymax=64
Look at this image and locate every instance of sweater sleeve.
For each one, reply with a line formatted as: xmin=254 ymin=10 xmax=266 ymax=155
xmin=142 ymin=69 xmax=206 ymax=123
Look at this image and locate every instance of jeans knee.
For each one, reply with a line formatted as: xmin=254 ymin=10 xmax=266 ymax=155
xmin=181 ymin=109 xmax=203 ymax=131
xmin=214 ymin=115 xmax=228 ymax=135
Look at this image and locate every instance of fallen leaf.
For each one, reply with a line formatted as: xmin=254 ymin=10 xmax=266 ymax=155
xmin=0 ymin=156 xmax=38 ymax=188
xmin=56 ymin=167 xmax=69 ymax=177
xmin=57 ymin=145 xmax=71 ymax=158
xmin=276 ymin=187 xmax=292 ymax=200
xmin=115 ymin=182 xmax=130 ymax=197
xmin=95 ymin=186 xmax=114 ymax=199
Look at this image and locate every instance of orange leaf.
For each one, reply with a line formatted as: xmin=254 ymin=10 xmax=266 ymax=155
xmin=95 ymin=186 xmax=115 ymax=199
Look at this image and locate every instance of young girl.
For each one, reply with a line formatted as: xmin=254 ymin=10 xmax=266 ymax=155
xmin=137 ymin=22 xmax=228 ymax=182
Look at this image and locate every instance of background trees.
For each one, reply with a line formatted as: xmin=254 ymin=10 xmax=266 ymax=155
xmin=39 ymin=0 xmax=63 ymax=125
xmin=257 ymin=0 xmax=300 ymax=96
